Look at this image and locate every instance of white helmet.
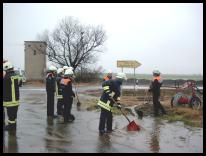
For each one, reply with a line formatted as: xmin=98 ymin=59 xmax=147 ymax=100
xmin=57 ymin=68 xmax=64 ymax=74
xmin=48 ymin=65 xmax=57 ymax=71
xmin=64 ymin=69 xmax=74 ymax=76
xmin=68 ymin=66 xmax=74 ymax=71
xmin=3 ymin=61 xmax=13 ymax=71
xmin=63 ymin=66 xmax=69 ymax=70
xmin=116 ymin=72 xmax=127 ymax=80
xmin=153 ymin=68 xmax=160 ymax=75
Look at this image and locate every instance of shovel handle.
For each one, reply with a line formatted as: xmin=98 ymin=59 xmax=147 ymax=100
xmin=110 ymin=97 xmax=131 ymax=123
xmin=119 ymin=108 xmax=131 ymax=123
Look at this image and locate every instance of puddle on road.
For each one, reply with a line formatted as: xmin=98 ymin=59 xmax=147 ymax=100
xmin=3 ymin=88 xmax=203 ymax=153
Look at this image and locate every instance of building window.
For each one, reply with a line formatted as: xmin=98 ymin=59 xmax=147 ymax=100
xmin=33 ymin=50 xmax=36 ymax=55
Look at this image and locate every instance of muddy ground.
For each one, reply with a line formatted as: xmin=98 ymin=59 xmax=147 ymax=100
xmin=3 ymin=83 xmax=203 ymax=153
xmin=81 ymin=87 xmax=203 ymax=128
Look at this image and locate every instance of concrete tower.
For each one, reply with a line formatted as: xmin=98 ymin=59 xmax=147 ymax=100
xmin=24 ymin=41 xmax=47 ymax=81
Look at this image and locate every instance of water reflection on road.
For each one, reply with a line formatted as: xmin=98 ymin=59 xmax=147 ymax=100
xmin=3 ymin=87 xmax=203 ymax=153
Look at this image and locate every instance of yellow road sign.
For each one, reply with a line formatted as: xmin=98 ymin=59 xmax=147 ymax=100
xmin=117 ymin=60 xmax=141 ymax=68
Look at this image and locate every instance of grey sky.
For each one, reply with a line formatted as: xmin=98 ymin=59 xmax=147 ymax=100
xmin=3 ymin=3 xmax=203 ymax=74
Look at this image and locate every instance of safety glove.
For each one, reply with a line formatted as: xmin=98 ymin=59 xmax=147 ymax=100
xmin=114 ymin=102 xmax=122 ymax=109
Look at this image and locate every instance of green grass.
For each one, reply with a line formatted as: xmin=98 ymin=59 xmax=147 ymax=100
xmin=161 ymin=114 xmax=201 ymax=127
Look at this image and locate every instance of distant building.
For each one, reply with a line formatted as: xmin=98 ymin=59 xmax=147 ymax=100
xmin=24 ymin=41 xmax=47 ymax=81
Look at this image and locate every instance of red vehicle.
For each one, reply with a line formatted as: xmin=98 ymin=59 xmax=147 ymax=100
xmin=171 ymin=80 xmax=202 ymax=109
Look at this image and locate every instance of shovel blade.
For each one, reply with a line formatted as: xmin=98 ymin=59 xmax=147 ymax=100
xmin=127 ymin=120 xmax=140 ymax=131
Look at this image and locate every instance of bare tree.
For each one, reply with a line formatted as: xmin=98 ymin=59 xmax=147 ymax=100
xmin=37 ymin=16 xmax=106 ymax=71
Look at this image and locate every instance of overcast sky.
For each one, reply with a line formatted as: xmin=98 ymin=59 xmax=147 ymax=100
xmin=3 ymin=3 xmax=203 ymax=74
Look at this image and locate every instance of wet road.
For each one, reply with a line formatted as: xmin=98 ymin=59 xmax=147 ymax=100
xmin=3 ymin=86 xmax=203 ymax=153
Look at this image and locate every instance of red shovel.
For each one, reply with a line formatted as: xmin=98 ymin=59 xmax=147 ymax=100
xmin=119 ymin=108 xmax=140 ymax=131
xmin=111 ymin=98 xmax=140 ymax=131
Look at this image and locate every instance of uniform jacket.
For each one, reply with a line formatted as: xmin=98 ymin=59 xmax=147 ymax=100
xmin=98 ymin=79 xmax=122 ymax=111
xmin=60 ymin=77 xmax=75 ymax=99
xmin=46 ymin=73 xmax=56 ymax=93
xmin=149 ymin=76 xmax=163 ymax=96
xmin=3 ymin=71 xmax=20 ymax=107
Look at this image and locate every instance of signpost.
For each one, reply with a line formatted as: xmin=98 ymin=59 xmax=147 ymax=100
xmin=117 ymin=60 xmax=141 ymax=69
xmin=117 ymin=60 xmax=141 ymax=94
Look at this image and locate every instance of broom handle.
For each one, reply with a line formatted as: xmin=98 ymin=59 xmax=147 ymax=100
xmin=110 ymin=97 xmax=131 ymax=123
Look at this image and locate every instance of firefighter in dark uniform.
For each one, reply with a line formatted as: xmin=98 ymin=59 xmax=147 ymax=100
xmin=149 ymin=69 xmax=166 ymax=116
xmin=46 ymin=65 xmax=57 ymax=119
xmin=60 ymin=68 xmax=75 ymax=123
xmin=98 ymin=72 xmax=127 ymax=135
xmin=56 ymin=68 xmax=64 ymax=116
xmin=103 ymin=69 xmax=112 ymax=81
xmin=3 ymin=61 xmax=20 ymax=131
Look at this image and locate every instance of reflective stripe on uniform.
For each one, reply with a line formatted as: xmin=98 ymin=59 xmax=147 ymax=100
xmin=103 ymin=86 xmax=109 ymax=90
xmin=97 ymin=100 xmax=112 ymax=111
xmin=56 ymin=82 xmax=63 ymax=99
xmin=3 ymin=75 xmax=19 ymax=107
xmin=3 ymin=101 xmax=19 ymax=107
xmin=11 ymin=76 xmax=18 ymax=102
xmin=8 ymin=119 xmax=16 ymax=124
xmin=57 ymin=95 xmax=63 ymax=99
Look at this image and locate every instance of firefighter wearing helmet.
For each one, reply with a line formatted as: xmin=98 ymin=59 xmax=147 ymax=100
xmin=60 ymin=68 xmax=75 ymax=123
xmin=46 ymin=65 xmax=58 ymax=119
xmin=98 ymin=72 xmax=127 ymax=136
xmin=149 ymin=68 xmax=166 ymax=116
xmin=3 ymin=61 xmax=20 ymax=131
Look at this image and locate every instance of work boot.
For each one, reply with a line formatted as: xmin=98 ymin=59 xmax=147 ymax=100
xmin=68 ymin=114 xmax=75 ymax=122
xmin=99 ymin=130 xmax=105 ymax=136
xmin=53 ymin=115 xmax=58 ymax=118
xmin=5 ymin=124 xmax=16 ymax=131
xmin=153 ymin=113 xmax=159 ymax=117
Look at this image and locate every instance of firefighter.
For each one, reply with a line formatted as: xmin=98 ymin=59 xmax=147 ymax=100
xmin=98 ymin=72 xmax=127 ymax=136
xmin=60 ymin=68 xmax=75 ymax=123
xmin=3 ymin=61 xmax=20 ymax=131
xmin=103 ymin=69 xmax=112 ymax=81
xmin=56 ymin=68 xmax=64 ymax=116
xmin=148 ymin=68 xmax=166 ymax=116
xmin=46 ymin=65 xmax=57 ymax=119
